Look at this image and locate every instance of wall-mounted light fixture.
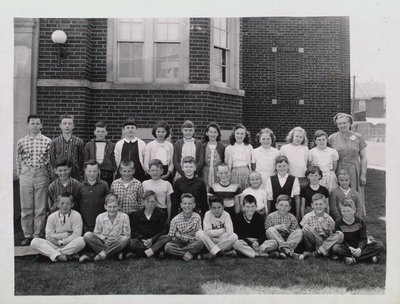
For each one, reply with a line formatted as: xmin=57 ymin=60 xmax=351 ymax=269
xmin=51 ymin=30 xmax=67 ymax=65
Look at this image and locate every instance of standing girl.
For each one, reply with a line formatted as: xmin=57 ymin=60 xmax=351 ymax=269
xmin=201 ymin=122 xmax=226 ymax=189
xmin=144 ymin=121 xmax=174 ymax=184
xmin=308 ymin=130 xmax=339 ymax=192
xmin=251 ymin=128 xmax=280 ymax=187
xmin=280 ymin=126 xmax=309 ymax=189
xmin=224 ymin=124 xmax=253 ymax=191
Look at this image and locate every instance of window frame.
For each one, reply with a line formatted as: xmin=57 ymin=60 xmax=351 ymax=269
xmin=107 ymin=18 xmax=190 ymax=84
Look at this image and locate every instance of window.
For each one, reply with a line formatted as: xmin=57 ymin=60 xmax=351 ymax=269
xmin=210 ymin=18 xmax=240 ymax=89
xmin=110 ymin=18 xmax=189 ymax=83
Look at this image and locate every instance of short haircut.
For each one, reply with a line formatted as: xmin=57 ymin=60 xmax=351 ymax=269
xmin=256 ymin=128 xmax=276 ymax=146
xmin=312 ymin=193 xmax=326 ymax=202
xmin=105 ymin=194 xmax=119 ymax=205
xmin=120 ymin=160 xmax=135 ymax=169
xmin=337 ymin=169 xmax=350 ymax=178
xmin=286 ymin=126 xmax=308 ymax=145
xmin=333 ymin=113 xmax=353 ymax=125
xmin=339 ymin=197 xmax=356 ymax=210
xmin=229 ymin=124 xmax=250 ymax=145
xmin=55 ymin=158 xmax=71 ymax=168
xmin=182 ymin=120 xmax=195 ymax=129
xmin=57 ymin=192 xmax=74 ymax=204
xmin=60 ymin=114 xmax=74 ymax=122
xmin=152 ymin=121 xmax=171 ymax=138
xmin=182 ymin=156 xmax=195 ymax=164
xmin=275 ymin=155 xmax=289 ymax=165
xmin=248 ymin=171 xmax=262 ymax=184
xmin=276 ymin=194 xmax=291 ymax=205
xmin=314 ymin=129 xmax=328 ymax=140
xmin=142 ymin=190 xmax=159 ymax=203
xmin=209 ymin=196 xmax=224 ymax=207
xmin=243 ymin=194 xmax=257 ymax=205
xmin=123 ymin=118 xmax=137 ymax=128
xmin=181 ymin=193 xmax=195 ymax=202
xmin=95 ymin=121 xmax=107 ymax=129
xmin=27 ymin=114 xmax=42 ymax=124
xmin=84 ymin=159 xmax=99 ymax=168
xmin=148 ymin=159 xmax=164 ymax=169
xmin=305 ymin=166 xmax=323 ymax=178
xmin=204 ymin=122 xmax=222 ymax=142
xmin=217 ymin=163 xmax=229 ymax=171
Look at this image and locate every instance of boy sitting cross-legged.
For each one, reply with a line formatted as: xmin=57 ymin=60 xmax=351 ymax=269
xmin=31 ymin=192 xmax=85 ymax=262
xmin=127 ymin=191 xmax=170 ymax=258
xmin=232 ymin=195 xmax=279 ymax=258
xmin=164 ymin=193 xmax=204 ymax=261
xmin=195 ymin=197 xmax=238 ymax=260
xmin=300 ymin=193 xmax=344 ymax=259
xmin=332 ymin=198 xmax=384 ymax=265
xmin=265 ymin=194 xmax=303 ymax=259
xmin=80 ymin=194 xmax=131 ymax=263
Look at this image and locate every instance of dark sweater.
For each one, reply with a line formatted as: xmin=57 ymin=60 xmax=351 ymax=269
xmin=335 ymin=216 xmax=367 ymax=250
xmin=131 ymin=207 xmax=167 ymax=242
xmin=173 ymin=176 xmax=208 ymax=217
xmin=233 ymin=212 xmax=266 ymax=246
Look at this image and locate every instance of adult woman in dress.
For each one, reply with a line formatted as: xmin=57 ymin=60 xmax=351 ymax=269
xmin=328 ymin=113 xmax=367 ymax=215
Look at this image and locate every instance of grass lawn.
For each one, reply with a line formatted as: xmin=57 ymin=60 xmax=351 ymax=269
xmin=13 ymin=169 xmax=386 ymax=295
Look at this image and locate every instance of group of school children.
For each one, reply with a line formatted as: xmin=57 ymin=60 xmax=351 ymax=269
xmin=17 ymin=113 xmax=384 ymax=265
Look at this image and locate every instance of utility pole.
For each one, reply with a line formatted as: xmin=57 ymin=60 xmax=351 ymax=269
xmin=352 ymin=75 xmax=356 ymax=115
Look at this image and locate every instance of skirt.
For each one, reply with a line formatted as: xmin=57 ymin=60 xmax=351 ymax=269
xmin=231 ymin=166 xmax=250 ymax=191
xmin=320 ymin=171 xmax=338 ymax=193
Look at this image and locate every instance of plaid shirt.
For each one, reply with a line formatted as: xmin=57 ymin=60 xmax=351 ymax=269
xmin=168 ymin=212 xmax=202 ymax=242
xmin=93 ymin=211 xmax=131 ymax=243
xmin=111 ymin=178 xmax=144 ymax=214
xmin=300 ymin=211 xmax=335 ymax=238
xmin=50 ymin=135 xmax=84 ymax=180
xmin=16 ymin=133 xmax=52 ymax=176
xmin=265 ymin=211 xmax=299 ymax=233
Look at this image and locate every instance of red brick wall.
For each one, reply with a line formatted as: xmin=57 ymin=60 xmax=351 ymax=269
xmin=189 ymin=18 xmax=210 ymax=84
xmin=89 ymin=19 xmax=107 ymax=82
xmin=241 ymin=17 xmax=350 ymax=144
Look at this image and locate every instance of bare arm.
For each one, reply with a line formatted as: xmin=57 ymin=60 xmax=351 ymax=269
xmin=359 ymin=148 xmax=367 ymax=186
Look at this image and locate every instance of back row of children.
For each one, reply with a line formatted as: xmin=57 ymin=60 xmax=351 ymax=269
xmin=17 ymin=114 xmax=367 ymax=250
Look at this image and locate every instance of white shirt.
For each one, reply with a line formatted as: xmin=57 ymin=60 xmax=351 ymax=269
xmin=308 ymin=146 xmax=339 ymax=173
xmin=114 ymin=137 xmax=146 ymax=168
xmin=265 ymin=174 xmax=300 ymax=200
xmin=202 ymin=210 xmax=234 ymax=237
xmin=279 ymin=144 xmax=309 ymax=178
xmin=95 ymin=142 xmax=106 ymax=164
xmin=241 ymin=187 xmax=268 ymax=212
xmin=251 ymin=146 xmax=280 ymax=182
xmin=225 ymin=143 xmax=253 ymax=169
xmin=142 ymin=179 xmax=174 ymax=208
xmin=144 ymin=139 xmax=174 ymax=172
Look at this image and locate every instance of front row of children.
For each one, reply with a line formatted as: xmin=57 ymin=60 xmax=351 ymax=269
xmin=31 ymin=187 xmax=384 ymax=265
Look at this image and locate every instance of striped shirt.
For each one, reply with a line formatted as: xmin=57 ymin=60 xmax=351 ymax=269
xmin=16 ymin=133 xmax=52 ymax=175
xmin=50 ymin=135 xmax=84 ymax=180
xmin=48 ymin=177 xmax=81 ymax=213
xmin=111 ymin=178 xmax=144 ymax=214
xmin=209 ymin=182 xmax=241 ymax=208
xmin=264 ymin=211 xmax=300 ymax=234
xmin=168 ymin=212 xmax=202 ymax=242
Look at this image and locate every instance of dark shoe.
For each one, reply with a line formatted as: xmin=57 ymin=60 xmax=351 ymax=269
xmin=291 ymin=253 xmax=304 ymax=261
xmin=267 ymin=251 xmax=280 ymax=259
xmin=157 ymin=251 xmax=165 ymax=260
xmin=79 ymin=255 xmax=91 ymax=264
xmin=35 ymin=254 xmax=48 ymax=262
xmin=21 ymin=238 xmax=33 ymax=246
xmin=67 ymin=254 xmax=80 ymax=262
xmin=203 ymin=252 xmax=216 ymax=261
xmin=125 ymin=252 xmax=136 ymax=259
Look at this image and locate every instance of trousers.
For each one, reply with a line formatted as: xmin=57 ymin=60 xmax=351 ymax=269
xmin=266 ymin=227 xmax=303 ymax=253
xmin=164 ymin=238 xmax=204 ymax=258
xmin=83 ymin=232 xmax=130 ymax=257
xmin=233 ymin=238 xmax=278 ymax=258
xmin=332 ymin=241 xmax=384 ymax=262
xmin=30 ymin=237 xmax=85 ymax=261
xmin=195 ymin=230 xmax=238 ymax=255
xmin=303 ymin=228 xmax=344 ymax=255
xmin=129 ymin=235 xmax=171 ymax=256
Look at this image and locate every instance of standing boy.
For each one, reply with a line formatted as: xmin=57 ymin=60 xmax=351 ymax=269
xmin=49 ymin=114 xmax=84 ymax=181
xmin=332 ymin=198 xmax=384 ymax=265
xmin=76 ymin=160 xmax=110 ymax=233
xmin=164 ymin=193 xmax=204 ymax=261
xmin=110 ymin=160 xmax=144 ymax=226
xmin=196 ymin=197 xmax=238 ymax=260
xmin=81 ymin=194 xmax=131 ymax=262
xmin=83 ymin=121 xmax=116 ymax=187
xmin=208 ymin=163 xmax=241 ymax=220
xmin=47 ymin=159 xmax=80 ymax=214
xmin=114 ymin=118 xmax=146 ymax=182
xmin=30 ymin=193 xmax=85 ymax=262
xmin=300 ymin=193 xmax=344 ymax=258
xmin=173 ymin=120 xmax=204 ymax=180
xmin=265 ymin=194 xmax=303 ymax=259
xmin=142 ymin=159 xmax=173 ymax=223
xmin=233 ymin=195 xmax=278 ymax=258
xmin=17 ymin=114 xmax=52 ymax=245
xmin=173 ymin=156 xmax=208 ymax=218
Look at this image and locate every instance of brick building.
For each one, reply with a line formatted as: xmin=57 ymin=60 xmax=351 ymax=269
xmin=14 ymin=17 xmax=350 ymax=171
